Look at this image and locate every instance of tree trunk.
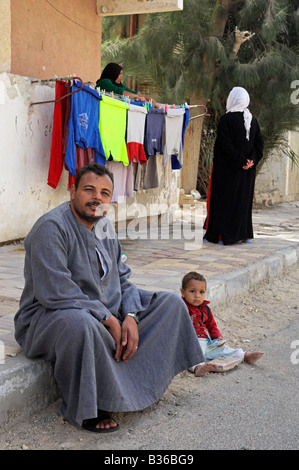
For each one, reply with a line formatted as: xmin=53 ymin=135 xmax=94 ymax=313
xmin=180 ymin=0 xmax=232 ymax=194
xmin=180 ymin=95 xmax=207 ymax=194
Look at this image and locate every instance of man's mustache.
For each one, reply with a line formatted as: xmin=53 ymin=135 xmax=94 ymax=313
xmin=86 ymin=201 xmax=110 ymax=215
xmin=86 ymin=201 xmax=100 ymax=207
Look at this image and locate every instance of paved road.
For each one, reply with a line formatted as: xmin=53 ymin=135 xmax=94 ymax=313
xmin=1 ymin=303 xmax=298 ymax=451
xmin=0 ymin=201 xmax=298 ymax=451
xmin=179 ymin=318 xmax=299 ymax=450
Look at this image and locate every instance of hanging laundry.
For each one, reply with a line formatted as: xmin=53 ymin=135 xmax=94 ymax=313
xmin=143 ymin=154 xmax=163 ymax=190
xmin=182 ymin=107 xmax=190 ymax=147
xmin=171 ymin=107 xmax=189 ymax=170
xmin=139 ymin=108 xmax=166 ymax=190
xmin=65 ymin=147 xmax=95 ymax=190
xmin=144 ymin=108 xmax=166 ymax=158
xmin=65 ymin=82 xmax=106 ymax=176
xmin=126 ymin=103 xmax=147 ymax=164
xmin=133 ymin=163 xmax=142 ymax=192
xmin=163 ymin=107 xmax=185 ymax=168
xmin=76 ymin=146 xmax=95 ymax=170
xmin=47 ymin=80 xmax=71 ymax=188
xmin=129 ymin=100 xmax=152 ymax=109
xmin=99 ymin=94 xmax=129 ymax=166
xmin=106 ymin=160 xmax=134 ymax=203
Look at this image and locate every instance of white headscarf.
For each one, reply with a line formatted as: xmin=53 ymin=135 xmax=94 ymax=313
xmin=226 ymin=87 xmax=252 ymax=140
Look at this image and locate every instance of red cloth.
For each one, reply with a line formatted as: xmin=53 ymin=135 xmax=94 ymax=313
xmin=48 ymin=81 xmax=95 ymax=190
xmin=205 ymin=166 xmax=221 ymax=241
xmin=127 ymin=142 xmax=147 ymax=164
xmin=67 ymin=146 xmax=95 ymax=189
xmin=183 ymin=298 xmax=221 ymax=340
xmin=205 ymin=166 xmax=213 ymax=231
xmin=47 ymin=81 xmax=70 ymax=189
xmin=76 ymin=146 xmax=95 ymax=169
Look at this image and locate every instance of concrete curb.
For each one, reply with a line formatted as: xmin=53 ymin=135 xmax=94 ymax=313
xmin=0 ymin=242 xmax=298 ymax=431
xmin=207 ymin=244 xmax=299 ymax=308
xmin=0 ymin=355 xmax=59 ymax=431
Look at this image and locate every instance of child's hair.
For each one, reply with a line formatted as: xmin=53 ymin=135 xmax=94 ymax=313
xmin=181 ymin=272 xmax=207 ymax=290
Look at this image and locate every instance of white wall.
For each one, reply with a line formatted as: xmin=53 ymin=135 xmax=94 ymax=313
xmin=0 ymin=73 xmax=70 ymax=243
xmin=255 ymin=131 xmax=299 ymax=205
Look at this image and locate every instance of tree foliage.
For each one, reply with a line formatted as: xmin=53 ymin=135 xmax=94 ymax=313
xmin=101 ymin=0 xmax=299 ymax=191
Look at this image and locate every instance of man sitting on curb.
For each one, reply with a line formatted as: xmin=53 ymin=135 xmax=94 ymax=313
xmin=14 ymin=163 xmax=204 ymax=433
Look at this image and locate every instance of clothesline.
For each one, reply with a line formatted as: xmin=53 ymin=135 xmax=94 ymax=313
xmin=31 ymin=75 xmax=78 ymax=84
xmin=47 ymin=77 xmax=190 ymax=196
xmin=98 ymin=90 xmax=208 ymax=118
xmin=97 ymin=88 xmax=127 ymax=103
xmin=189 ymin=110 xmax=208 ymax=121
xmin=29 ymin=76 xmax=208 ymax=118
xmin=186 ymin=103 xmax=208 ymax=121
xmin=30 ymin=76 xmax=83 ymax=107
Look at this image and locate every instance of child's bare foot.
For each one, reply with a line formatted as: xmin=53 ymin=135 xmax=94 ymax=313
xmin=194 ymin=363 xmax=218 ymax=377
xmin=244 ymin=352 xmax=264 ymax=364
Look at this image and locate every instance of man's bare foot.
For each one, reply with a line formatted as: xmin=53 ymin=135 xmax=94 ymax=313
xmin=244 ymin=352 xmax=264 ymax=365
xmin=194 ymin=363 xmax=218 ymax=377
xmin=95 ymin=417 xmax=118 ymax=430
xmin=82 ymin=410 xmax=119 ymax=433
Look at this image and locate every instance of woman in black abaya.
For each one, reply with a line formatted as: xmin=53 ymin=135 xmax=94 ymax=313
xmin=204 ymin=87 xmax=264 ymax=245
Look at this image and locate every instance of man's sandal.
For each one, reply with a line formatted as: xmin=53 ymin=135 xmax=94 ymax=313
xmin=82 ymin=410 xmax=119 ymax=433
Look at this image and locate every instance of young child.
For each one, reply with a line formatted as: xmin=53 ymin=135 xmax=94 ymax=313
xmin=181 ymin=272 xmax=264 ymax=377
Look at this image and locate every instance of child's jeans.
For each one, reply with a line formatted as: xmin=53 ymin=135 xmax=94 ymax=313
xmin=190 ymin=338 xmax=245 ymax=372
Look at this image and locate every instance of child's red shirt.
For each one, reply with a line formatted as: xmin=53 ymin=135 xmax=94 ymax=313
xmin=183 ymin=298 xmax=221 ymax=340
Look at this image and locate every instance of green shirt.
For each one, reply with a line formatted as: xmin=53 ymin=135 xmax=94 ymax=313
xmin=96 ymin=78 xmax=136 ymax=95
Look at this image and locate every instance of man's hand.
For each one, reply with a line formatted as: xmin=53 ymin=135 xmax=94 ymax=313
xmin=102 ymin=315 xmax=122 ymax=362
xmin=121 ymin=315 xmax=139 ymax=362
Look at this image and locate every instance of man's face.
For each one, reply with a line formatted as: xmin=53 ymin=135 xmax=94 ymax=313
xmin=70 ymin=172 xmax=113 ymax=229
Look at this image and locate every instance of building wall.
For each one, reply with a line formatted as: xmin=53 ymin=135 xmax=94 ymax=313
xmin=0 ymin=0 xmax=11 ymax=73
xmin=10 ymin=0 xmax=102 ymax=83
xmin=97 ymin=0 xmax=183 ymax=16
xmin=0 ymin=73 xmax=69 ymax=242
xmin=287 ymin=131 xmax=299 ymax=200
xmin=255 ymin=131 xmax=299 ymax=205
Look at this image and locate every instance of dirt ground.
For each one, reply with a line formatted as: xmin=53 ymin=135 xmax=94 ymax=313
xmin=0 ymin=265 xmax=298 ymax=451
xmin=211 ymin=266 xmax=299 ymax=346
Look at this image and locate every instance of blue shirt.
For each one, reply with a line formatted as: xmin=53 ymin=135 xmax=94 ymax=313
xmin=65 ymin=83 xmax=106 ymax=176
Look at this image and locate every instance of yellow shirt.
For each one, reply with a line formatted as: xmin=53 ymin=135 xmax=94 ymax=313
xmin=99 ymin=95 xmax=129 ymax=166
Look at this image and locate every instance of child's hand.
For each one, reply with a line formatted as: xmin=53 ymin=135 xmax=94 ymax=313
xmin=216 ymin=336 xmax=226 ymax=346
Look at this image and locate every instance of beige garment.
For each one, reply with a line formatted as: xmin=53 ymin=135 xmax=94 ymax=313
xmin=106 ymin=160 xmax=134 ymax=203
xmin=143 ymin=154 xmax=163 ymax=190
